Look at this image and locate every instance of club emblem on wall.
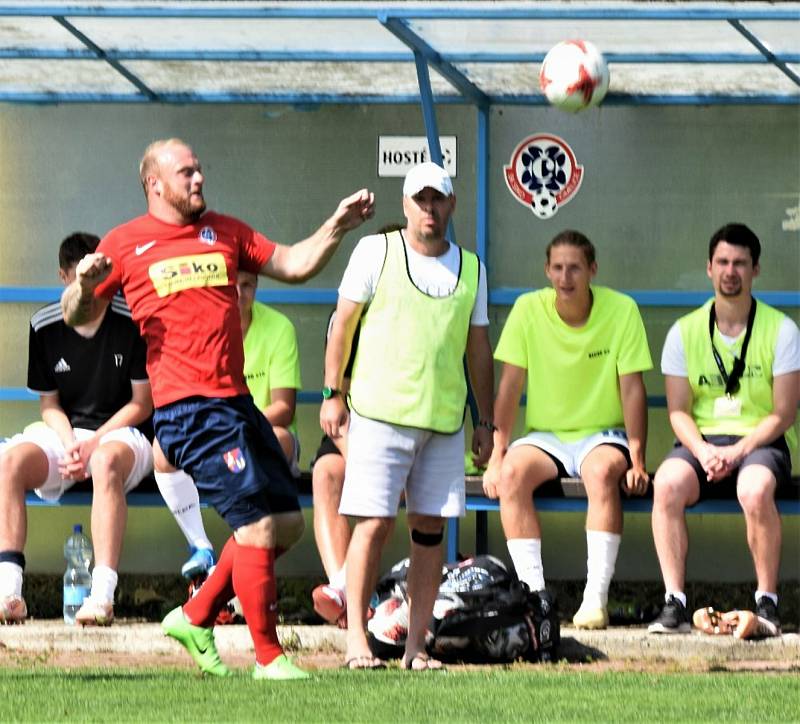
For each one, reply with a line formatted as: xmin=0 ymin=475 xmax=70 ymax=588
xmin=503 ymin=134 xmax=584 ymax=219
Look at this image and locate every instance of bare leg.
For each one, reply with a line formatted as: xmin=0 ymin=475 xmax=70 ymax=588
xmin=737 ymin=465 xmax=781 ymax=593
xmin=0 ymin=443 xmax=49 ymax=552
xmin=88 ymin=441 xmax=134 ymax=570
xmin=651 ymin=458 xmax=700 ymax=594
xmin=403 ymin=513 xmax=445 ymax=669
xmin=497 ymin=445 xmax=559 ymax=539
xmin=312 ymin=453 xmax=350 ymax=579
xmin=344 ymin=516 xmax=393 ymax=662
xmin=579 ymin=445 xmax=628 ymax=536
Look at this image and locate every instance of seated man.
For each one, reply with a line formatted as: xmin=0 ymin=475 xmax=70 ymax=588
xmin=155 ymin=270 xmax=303 ymax=580
xmin=649 ymin=223 xmax=799 ymax=635
xmin=0 ymin=232 xmax=153 ymax=625
xmin=483 ymin=230 xmax=652 ymax=630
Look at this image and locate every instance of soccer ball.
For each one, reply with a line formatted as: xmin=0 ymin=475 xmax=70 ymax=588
xmin=539 ymin=40 xmax=609 ymax=112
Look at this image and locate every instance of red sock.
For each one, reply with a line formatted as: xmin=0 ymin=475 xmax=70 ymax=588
xmin=183 ymin=536 xmax=236 ymax=628
xmin=232 ymin=544 xmax=283 ymax=666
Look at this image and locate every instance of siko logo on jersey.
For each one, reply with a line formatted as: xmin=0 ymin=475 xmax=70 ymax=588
xmin=198 ymin=226 xmax=217 ymax=246
xmin=148 ymin=252 xmax=230 ymax=297
xmin=223 ymin=447 xmax=246 ymax=473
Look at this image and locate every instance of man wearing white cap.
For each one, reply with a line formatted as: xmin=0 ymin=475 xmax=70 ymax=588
xmin=321 ymin=162 xmax=494 ymax=670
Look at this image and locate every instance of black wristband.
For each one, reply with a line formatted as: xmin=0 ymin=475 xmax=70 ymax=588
xmin=477 ymin=420 xmax=497 ymax=432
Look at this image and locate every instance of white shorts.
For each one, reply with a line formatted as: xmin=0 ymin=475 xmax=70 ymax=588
xmin=339 ymin=410 xmax=466 ymax=518
xmin=510 ymin=429 xmax=630 ymax=478
xmin=4 ymin=423 xmax=153 ymax=501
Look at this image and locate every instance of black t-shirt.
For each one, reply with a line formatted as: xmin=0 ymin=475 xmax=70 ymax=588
xmin=27 ymin=296 xmax=150 ymax=433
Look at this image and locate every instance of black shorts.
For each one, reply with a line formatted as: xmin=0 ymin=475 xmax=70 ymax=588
xmin=664 ymin=434 xmax=792 ymax=502
xmin=154 ymin=395 xmax=300 ymax=529
xmin=311 ymin=434 xmax=342 ymax=467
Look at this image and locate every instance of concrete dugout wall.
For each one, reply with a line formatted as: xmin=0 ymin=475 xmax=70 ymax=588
xmin=0 ymin=102 xmax=797 ymax=580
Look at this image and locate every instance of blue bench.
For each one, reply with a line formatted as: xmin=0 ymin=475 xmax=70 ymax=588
xmin=25 ymin=473 xmax=799 ymax=564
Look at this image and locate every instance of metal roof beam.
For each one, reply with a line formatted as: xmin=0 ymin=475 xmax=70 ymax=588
xmin=380 ymin=15 xmax=490 ymax=109
xmin=1 ymin=6 xmax=799 ymax=21
xmin=729 ymin=19 xmax=800 ymax=89
xmin=51 ymin=15 xmax=158 ymax=100
xmin=4 ymin=49 xmax=800 ymax=65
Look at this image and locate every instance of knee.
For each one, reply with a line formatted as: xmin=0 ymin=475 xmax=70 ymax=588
xmin=88 ymin=448 xmax=126 ymax=491
xmin=581 ymin=458 xmax=623 ymax=492
xmin=737 ymin=476 xmax=775 ymax=516
xmin=356 ymin=516 xmax=394 ymax=543
xmin=652 ymin=467 xmax=694 ymax=510
xmin=312 ymin=458 xmax=345 ymax=500
xmin=0 ymin=447 xmax=39 ymax=492
xmin=497 ymin=458 xmax=530 ymax=501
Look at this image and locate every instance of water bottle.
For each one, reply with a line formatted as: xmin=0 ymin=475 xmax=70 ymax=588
xmin=63 ymin=524 xmax=92 ymax=624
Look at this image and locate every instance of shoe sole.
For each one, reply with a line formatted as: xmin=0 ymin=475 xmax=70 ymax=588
xmin=692 ymin=607 xmax=733 ymax=635
xmin=312 ymin=589 xmax=345 ymax=625
xmin=647 ymin=622 xmax=691 ymax=634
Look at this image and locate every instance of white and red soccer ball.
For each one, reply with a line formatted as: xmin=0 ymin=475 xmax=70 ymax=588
xmin=539 ymin=40 xmax=610 ymax=112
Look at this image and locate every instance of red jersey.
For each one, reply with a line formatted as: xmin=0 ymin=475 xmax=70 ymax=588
xmin=95 ymin=211 xmax=275 ymax=407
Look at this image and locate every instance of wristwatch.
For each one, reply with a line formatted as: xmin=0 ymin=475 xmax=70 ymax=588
xmin=322 ymin=386 xmax=341 ymax=400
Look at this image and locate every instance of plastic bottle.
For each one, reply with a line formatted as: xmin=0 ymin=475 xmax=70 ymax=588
xmin=63 ymin=524 xmax=93 ymax=624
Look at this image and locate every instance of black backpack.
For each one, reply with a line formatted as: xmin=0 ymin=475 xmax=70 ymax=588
xmin=367 ymin=555 xmax=560 ymax=663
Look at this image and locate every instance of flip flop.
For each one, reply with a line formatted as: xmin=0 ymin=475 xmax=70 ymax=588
xmin=343 ymin=655 xmax=386 ymax=670
xmin=402 ymin=653 xmax=444 ymax=671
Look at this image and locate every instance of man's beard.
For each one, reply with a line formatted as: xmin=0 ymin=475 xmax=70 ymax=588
xmin=163 ymin=184 xmax=206 ymax=222
xmin=719 ymin=279 xmax=743 ymax=297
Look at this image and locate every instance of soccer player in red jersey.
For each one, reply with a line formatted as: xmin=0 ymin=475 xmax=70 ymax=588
xmin=61 ymin=138 xmax=374 ymax=680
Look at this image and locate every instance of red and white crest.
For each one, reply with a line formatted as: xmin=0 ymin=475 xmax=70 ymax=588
xmin=503 ymin=134 xmax=584 ymax=219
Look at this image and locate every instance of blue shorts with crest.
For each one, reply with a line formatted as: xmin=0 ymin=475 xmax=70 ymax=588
xmin=153 ymin=394 xmax=300 ymax=530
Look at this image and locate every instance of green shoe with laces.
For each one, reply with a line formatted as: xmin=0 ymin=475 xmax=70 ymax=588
xmin=252 ymin=654 xmax=310 ymax=681
xmin=162 ymin=606 xmax=231 ymax=677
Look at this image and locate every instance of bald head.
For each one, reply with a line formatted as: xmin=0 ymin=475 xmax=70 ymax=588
xmin=139 ymin=138 xmax=192 ymax=196
xmin=139 ymin=138 xmax=206 ymax=224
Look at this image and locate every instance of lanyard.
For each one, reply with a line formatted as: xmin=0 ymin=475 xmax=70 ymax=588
xmin=708 ymin=297 xmax=757 ymax=397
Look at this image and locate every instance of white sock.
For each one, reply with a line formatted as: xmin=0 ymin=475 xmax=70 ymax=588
xmin=90 ymin=565 xmax=118 ymax=604
xmin=755 ymin=590 xmax=778 ymax=606
xmin=507 ymin=538 xmax=545 ymax=591
xmin=0 ymin=562 xmax=23 ymax=598
xmin=667 ymin=591 xmax=687 ymax=608
xmin=582 ymin=530 xmax=621 ymax=608
xmin=329 ymin=564 xmax=346 ymax=593
xmin=154 ymin=470 xmax=213 ymax=551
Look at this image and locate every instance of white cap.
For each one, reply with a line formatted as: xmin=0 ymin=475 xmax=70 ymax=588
xmin=402 ymin=162 xmax=453 ymax=197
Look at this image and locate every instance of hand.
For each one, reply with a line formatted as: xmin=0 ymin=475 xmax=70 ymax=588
xmin=695 ymin=442 xmax=728 ymax=482
xmin=471 ymin=426 xmax=494 ymax=469
xmin=58 ymin=436 xmax=98 ymax=480
xmin=713 ymin=441 xmax=747 ymax=478
xmin=75 ymin=253 xmax=112 ymax=291
xmin=331 ymin=189 xmax=375 ymax=233
xmin=621 ymin=465 xmax=650 ymax=497
xmin=320 ymin=397 xmax=349 ymax=440
xmin=482 ymin=456 xmax=503 ymax=500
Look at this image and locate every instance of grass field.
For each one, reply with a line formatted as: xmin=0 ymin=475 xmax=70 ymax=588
xmin=1 ymin=666 xmax=797 ymax=722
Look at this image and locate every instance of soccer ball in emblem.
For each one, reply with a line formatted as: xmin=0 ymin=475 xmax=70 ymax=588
xmin=530 ymin=189 xmax=558 ymax=219
xmin=539 ymin=40 xmax=609 ymax=112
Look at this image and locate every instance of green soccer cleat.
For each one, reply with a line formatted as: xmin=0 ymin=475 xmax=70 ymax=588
xmin=252 ymin=654 xmax=310 ymax=681
xmin=162 ymin=606 xmax=231 ymax=677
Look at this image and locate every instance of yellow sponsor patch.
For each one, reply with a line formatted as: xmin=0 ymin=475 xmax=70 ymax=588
xmin=149 ymin=253 xmax=229 ymax=297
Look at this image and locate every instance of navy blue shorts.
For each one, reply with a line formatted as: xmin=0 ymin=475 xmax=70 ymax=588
xmin=153 ymin=395 xmax=300 ymax=529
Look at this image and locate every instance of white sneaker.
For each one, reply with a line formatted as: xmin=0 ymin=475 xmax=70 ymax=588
xmin=75 ymin=597 xmax=114 ymax=626
xmin=0 ymin=594 xmax=27 ymax=624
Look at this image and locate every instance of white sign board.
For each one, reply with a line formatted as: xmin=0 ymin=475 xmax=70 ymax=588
xmin=378 ymin=136 xmax=457 ymax=177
